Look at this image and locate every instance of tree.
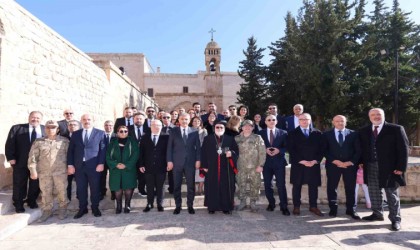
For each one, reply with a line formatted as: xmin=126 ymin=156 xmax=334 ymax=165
xmin=237 ymin=36 xmax=267 ymax=116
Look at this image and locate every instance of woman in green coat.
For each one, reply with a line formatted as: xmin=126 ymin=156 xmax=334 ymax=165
xmin=106 ymin=125 xmax=139 ymax=214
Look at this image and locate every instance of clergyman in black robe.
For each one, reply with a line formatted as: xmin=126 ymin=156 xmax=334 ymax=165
xmin=201 ymin=121 xmax=238 ymax=214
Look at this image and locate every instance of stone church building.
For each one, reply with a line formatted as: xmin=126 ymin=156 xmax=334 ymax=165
xmin=89 ymin=39 xmax=243 ymax=112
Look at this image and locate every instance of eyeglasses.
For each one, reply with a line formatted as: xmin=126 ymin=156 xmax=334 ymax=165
xmin=215 ymin=126 xmax=224 ymax=129
xmin=162 ymin=117 xmax=170 ymax=119
xmin=147 ymin=110 xmax=155 ymax=113
xmin=299 ymin=118 xmax=310 ymax=121
xmin=267 ymin=119 xmax=276 ymax=122
xmin=118 ymin=130 xmax=128 ymax=133
xmin=268 ymin=107 xmax=276 ymax=110
xmin=64 ymin=112 xmax=73 ymax=115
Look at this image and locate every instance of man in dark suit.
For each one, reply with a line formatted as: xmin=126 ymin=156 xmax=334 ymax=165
xmin=5 ymin=111 xmax=45 ymax=213
xmin=167 ymin=113 xmax=201 ymax=215
xmin=128 ymin=112 xmax=149 ymax=196
xmin=113 ymin=107 xmax=133 ymax=133
xmin=57 ymin=109 xmax=81 ymax=137
xmin=67 ymin=114 xmax=106 ymax=219
xmin=359 ymin=108 xmax=409 ymax=231
xmin=144 ymin=106 xmax=157 ymax=131
xmin=161 ymin=112 xmax=174 ymax=135
xmin=63 ymin=119 xmax=80 ymax=201
xmin=139 ymin=120 xmax=169 ymax=212
xmin=287 ymin=113 xmax=325 ymax=216
xmin=100 ymin=120 xmax=116 ymax=200
xmin=259 ymin=115 xmax=290 ymax=215
xmin=266 ymin=104 xmax=284 ymax=129
xmin=201 ymin=102 xmax=224 ymax=123
xmin=324 ymin=115 xmax=361 ymax=219
xmin=283 ymin=104 xmax=313 ymax=132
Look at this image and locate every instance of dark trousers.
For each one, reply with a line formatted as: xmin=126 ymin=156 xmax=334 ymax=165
xmin=137 ymin=169 xmax=146 ymax=193
xmin=12 ymin=166 xmax=40 ymax=207
xmin=367 ymin=162 xmax=401 ymax=222
xmin=100 ymin=165 xmax=109 ymax=196
xmin=167 ymin=170 xmax=174 ymax=193
xmin=145 ymin=173 xmax=166 ymax=206
xmin=326 ymin=165 xmax=357 ymax=212
xmin=67 ymin=174 xmax=75 ymax=200
xmin=173 ymin=167 xmax=195 ymax=207
xmin=75 ymin=164 xmax=101 ymax=210
xmin=292 ymin=183 xmax=318 ymax=208
xmin=263 ymin=165 xmax=288 ymax=209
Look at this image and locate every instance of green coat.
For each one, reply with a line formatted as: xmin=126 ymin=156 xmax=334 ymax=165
xmin=106 ymin=137 xmax=139 ymax=191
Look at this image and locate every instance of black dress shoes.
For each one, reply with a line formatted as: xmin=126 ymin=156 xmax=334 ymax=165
xmin=157 ymin=206 xmax=164 ymax=212
xmin=266 ymin=204 xmax=275 ymax=211
xmin=188 ymin=207 xmax=195 ymax=214
xmin=173 ymin=207 xmax=181 ymax=215
xmin=329 ymin=210 xmax=337 ymax=217
xmin=143 ymin=204 xmax=153 ymax=213
xmin=74 ymin=209 xmax=88 ymax=219
xmin=208 ymin=211 xmax=215 ymax=214
xmin=346 ymin=211 xmax=361 ymax=220
xmin=281 ymin=208 xmax=291 ymax=216
xmin=92 ymin=208 xmax=102 ymax=217
xmin=15 ymin=206 xmax=25 ymax=213
xmin=391 ymin=222 xmax=401 ymax=231
xmin=28 ymin=202 xmax=38 ymax=209
xmin=362 ymin=213 xmax=384 ymax=221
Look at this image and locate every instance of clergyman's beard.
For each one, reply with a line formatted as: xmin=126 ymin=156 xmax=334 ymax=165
xmin=215 ymin=131 xmax=224 ymax=137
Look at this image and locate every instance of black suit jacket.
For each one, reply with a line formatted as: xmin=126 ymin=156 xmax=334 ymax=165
xmin=114 ymin=117 xmax=132 ymax=133
xmin=166 ymin=127 xmax=201 ymax=170
xmin=5 ymin=124 xmax=46 ymax=168
xmin=139 ymin=132 xmax=169 ymax=174
xmin=161 ymin=124 xmax=175 ymax=135
xmin=323 ymin=129 xmax=361 ymax=168
xmin=358 ymin=122 xmax=409 ymax=188
xmin=287 ymin=127 xmax=325 ymax=186
xmin=259 ymin=128 xmax=288 ymax=168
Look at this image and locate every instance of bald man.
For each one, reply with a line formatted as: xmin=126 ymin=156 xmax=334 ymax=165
xmin=323 ymin=115 xmax=361 ymax=219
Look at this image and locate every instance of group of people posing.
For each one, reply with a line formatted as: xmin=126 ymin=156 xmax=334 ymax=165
xmin=5 ymin=102 xmax=409 ymax=232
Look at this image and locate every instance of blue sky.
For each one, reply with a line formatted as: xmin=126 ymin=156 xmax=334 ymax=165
xmin=15 ymin=0 xmax=420 ymax=74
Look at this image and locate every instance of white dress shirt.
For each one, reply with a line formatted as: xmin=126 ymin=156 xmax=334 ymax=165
xmin=28 ymin=125 xmax=42 ymax=141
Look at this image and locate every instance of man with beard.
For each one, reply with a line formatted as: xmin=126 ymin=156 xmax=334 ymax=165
xmin=201 ymin=121 xmax=238 ymax=214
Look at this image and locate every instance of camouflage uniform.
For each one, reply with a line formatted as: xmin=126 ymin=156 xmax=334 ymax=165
xmin=235 ymin=134 xmax=266 ymax=203
xmin=28 ymin=135 xmax=69 ymax=212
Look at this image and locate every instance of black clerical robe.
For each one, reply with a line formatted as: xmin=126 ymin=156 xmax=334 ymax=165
xmin=201 ymin=134 xmax=238 ymax=212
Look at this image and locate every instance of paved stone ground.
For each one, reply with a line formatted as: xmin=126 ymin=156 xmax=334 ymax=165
xmin=0 ymin=203 xmax=419 ymax=250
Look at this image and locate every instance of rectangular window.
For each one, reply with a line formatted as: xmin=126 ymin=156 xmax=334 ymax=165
xmin=183 ymin=86 xmax=188 ymax=93
xmin=147 ymin=88 xmax=154 ymax=97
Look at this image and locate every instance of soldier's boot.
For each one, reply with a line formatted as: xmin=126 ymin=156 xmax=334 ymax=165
xmin=250 ymin=201 xmax=259 ymax=213
xmin=58 ymin=208 xmax=67 ymax=220
xmin=236 ymin=199 xmax=247 ymax=211
xmin=38 ymin=210 xmax=52 ymax=223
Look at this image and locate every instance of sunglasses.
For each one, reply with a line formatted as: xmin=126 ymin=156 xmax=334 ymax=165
xmin=267 ymin=119 xmax=276 ymax=122
xmin=64 ymin=112 xmax=73 ymax=115
xmin=119 ymin=130 xmax=128 ymax=133
xmin=162 ymin=117 xmax=170 ymax=119
xmin=215 ymin=126 xmax=224 ymax=129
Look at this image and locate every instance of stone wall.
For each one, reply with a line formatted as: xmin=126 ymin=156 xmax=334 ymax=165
xmin=0 ymin=1 xmax=156 ymax=189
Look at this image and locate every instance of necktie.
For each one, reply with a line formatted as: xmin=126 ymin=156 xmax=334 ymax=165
xmin=373 ymin=126 xmax=379 ymax=139
xmin=126 ymin=118 xmax=130 ymax=126
xmin=338 ymin=130 xmax=344 ymax=146
xmin=106 ymin=134 xmax=110 ymax=143
xmin=153 ymin=135 xmax=157 ymax=146
xmin=30 ymin=126 xmax=37 ymax=144
xmin=182 ymin=128 xmax=187 ymax=144
xmin=83 ymin=130 xmax=88 ymax=145
xmin=137 ymin=126 xmax=141 ymax=141
xmin=269 ymin=129 xmax=274 ymax=146
xmin=304 ymin=129 xmax=309 ymax=138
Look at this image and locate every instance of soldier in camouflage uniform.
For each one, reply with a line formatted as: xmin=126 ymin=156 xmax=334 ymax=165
xmin=235 ymin=120 xmax=266 ymax=212
xmin=28 ymin=120 xmax=70 ymax=222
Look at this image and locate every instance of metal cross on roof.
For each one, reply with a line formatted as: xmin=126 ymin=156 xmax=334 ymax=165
xmin=209 ymin=28 xmax=216 ymax=41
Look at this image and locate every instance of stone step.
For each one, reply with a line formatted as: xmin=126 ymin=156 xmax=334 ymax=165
xmin=0 ymin=206 xmax=41 ymax=241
